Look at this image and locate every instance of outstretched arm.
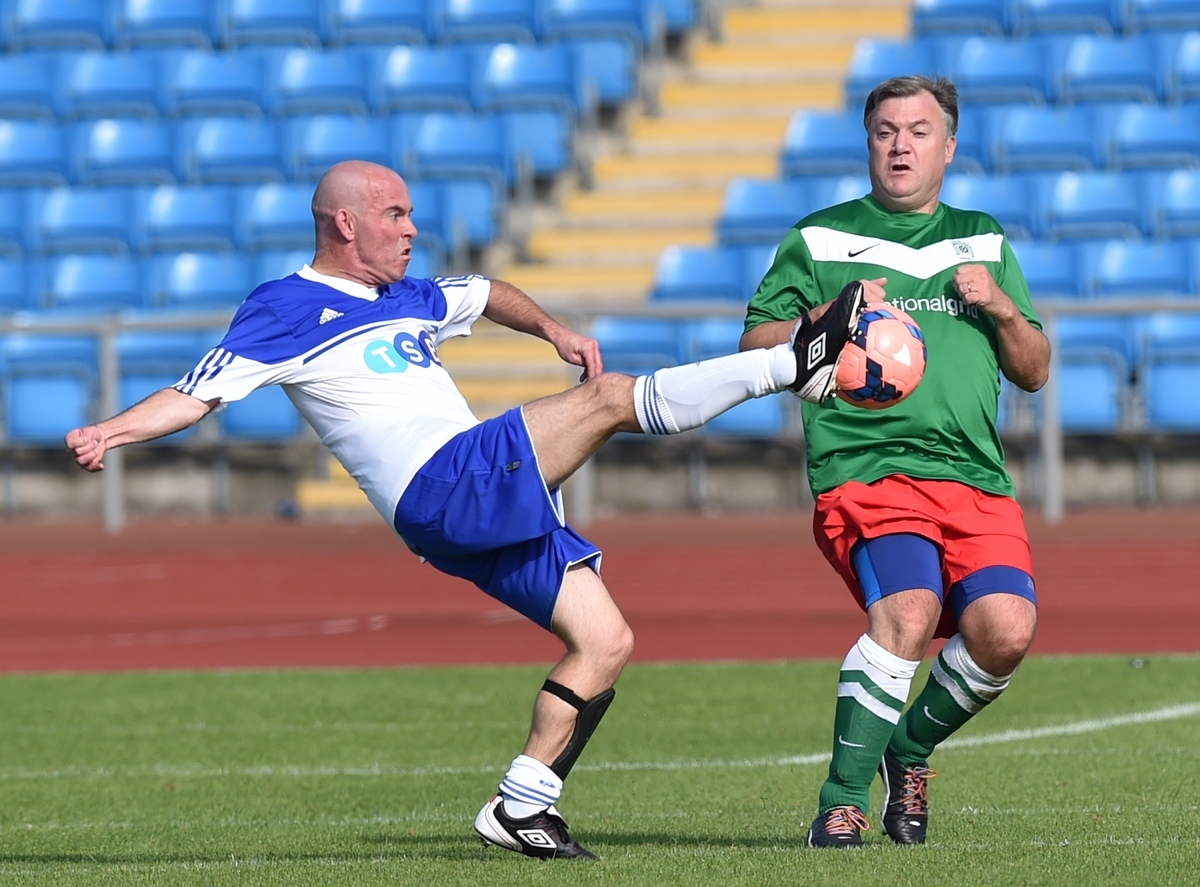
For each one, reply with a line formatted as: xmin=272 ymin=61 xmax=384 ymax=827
xmin=65 ymin=388 xmax=218 ymax=472
xmin=482 ymin=279 xmax=603 ymax=381
xmin=953 ymin=265 xmax=1050 ymax=392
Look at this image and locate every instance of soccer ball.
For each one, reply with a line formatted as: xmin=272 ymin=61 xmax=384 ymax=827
xmin=835 ymin=303 xmax=927 ymax=410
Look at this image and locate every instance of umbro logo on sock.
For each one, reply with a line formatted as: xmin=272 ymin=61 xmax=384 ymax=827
xmin=319 ymin=308 xmax=344 ymax=324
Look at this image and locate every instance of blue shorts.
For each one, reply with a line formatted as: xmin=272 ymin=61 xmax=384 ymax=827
xmin=393 ymin=407 xmax=601 ymax=630
xmin=850 ymin=533 xmax=1037 ymax=622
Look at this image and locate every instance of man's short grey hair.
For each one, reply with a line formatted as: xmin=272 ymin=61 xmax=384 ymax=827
xmin=863 ymin=75 xmax=959 ymax=137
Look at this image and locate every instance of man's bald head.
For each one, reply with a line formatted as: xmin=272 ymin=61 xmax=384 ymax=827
xmin=309 ymin=161 xmax=417 ymax=287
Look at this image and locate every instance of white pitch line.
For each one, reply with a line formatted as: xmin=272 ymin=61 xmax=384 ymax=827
xmin=1 ymin=701 xmax=1196 ymax=783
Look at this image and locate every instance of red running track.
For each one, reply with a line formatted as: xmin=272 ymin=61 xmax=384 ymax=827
xmin=0 ymin=508 xmax=1196 ymax=672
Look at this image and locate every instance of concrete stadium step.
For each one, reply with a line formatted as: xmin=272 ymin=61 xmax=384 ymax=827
xmin=659 ymin=79 xmax=841 ymax=115
xmin=561 ymin=188 xmax=725 ymax=226
xmin=626 ymin=116 xmax=791 ymax=155
xmin=527 ymin=226 xmax=710 ymax=263
xmin=721 ymin=7 xmax=909 ymax=44
xmin=499 ymin=264 xmax=656 ymax=304
xmin=593 ymin=153 xmax=777 ymax=190
xmin=688 ymin=42 xmax=855 ymax=81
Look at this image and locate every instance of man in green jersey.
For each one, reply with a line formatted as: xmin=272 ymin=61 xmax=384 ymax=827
xmin=741 ymin=76 xmax=1050 ymax=848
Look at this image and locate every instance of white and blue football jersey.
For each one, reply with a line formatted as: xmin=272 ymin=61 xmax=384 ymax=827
xmin=174 ymin=265 xmax=491 ymax=521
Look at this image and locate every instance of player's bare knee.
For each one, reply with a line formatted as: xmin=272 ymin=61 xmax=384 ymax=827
xmin=580 ymin=373 xmax=637 ymax=427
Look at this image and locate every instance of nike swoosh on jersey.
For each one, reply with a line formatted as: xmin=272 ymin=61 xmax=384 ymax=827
xmin=847 ymin=244 xmax=878 ymax=258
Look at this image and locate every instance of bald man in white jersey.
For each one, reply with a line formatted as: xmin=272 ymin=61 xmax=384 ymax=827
xmin=66 ymin=160 xmax=865 ymax=860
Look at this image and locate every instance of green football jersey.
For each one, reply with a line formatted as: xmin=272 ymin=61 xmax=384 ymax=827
xmin=745 ymin=194 xmax=1041 ymax=499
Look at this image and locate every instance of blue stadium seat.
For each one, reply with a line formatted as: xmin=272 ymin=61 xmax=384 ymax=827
xmin=952 ymin=36 xmax=1051 ymax=104
xmin=539 ymin=0 xmax=655 ymax=49
xmin=0 ymin=54 xmax=57 ymax=120
xmin=1143 ymin=358 xmax=1200 ymax=430
xmin=32 ymin=254 xmax=144 ymax=313
xmin=1109 ymin=104 xmax=1200 ymax=170
xmin=735 ymin=242 xmax=778 ymax=297
xmin=0 ymin=191 xmax=23 ymax=256
xmin=806 ymin=174 xmax=871 ymax=210
xmin=221 ymin=386 xmax=303 ymax=439
xmin=1010 ymin=240 xmax=1085 ymax=297
xmin=284 ymin=115 xmax=391 ymax=180
xmin=178 ymin=117 xmax=284 ymax=184
xmin=589 ymin=316 xmax=681 ymax=374
xmin=131 ymin=184 xmax=237 ymax=252
xmin=70 ymin=119 xmax=175 ymax=186
xmin=402 ymin=180 xmax=447 ymax=256
xmin=147 ymin=252 xmax=254 ymax=309
xmin=0 ymin=332 xmax=99 ymax=442
xmin=1009 ymin=0 xmax=1123 ymax=35
xmin=389 ymin=111 xmax=435 ymax=173
xmin=431 ymin=0 xmax=539 ymax=44
xmin=163 ymin=50 xmax=268 ymax=117
xmin=368 ymin=45 xmax=474 ymax=113
xmin=846 ymin=39 xmax=937 ymax=106
xmin=1058 ymin=357 xmax=1123 ymax=430
xmin=263 ymin=48 xmax=370 ymax=116
xmin=1042 ymin=172 xmax=1146 ymax=240
xmin=992 ymin=105 xmax=1102 ymax=172
xmin=1167 ymin=32 xmax=1200 ymax=101
xmin=781 ymin=110 xmax=867 ymax=178
xmin=567 ymin=38 xmax=636 ymax=106
xmin=0 ymin=119 xmax=67 ymax=187
xmin=1141 ymin=312 xmax=1200 ymax=357
xmin=324 ymin=0 xmax=430 ymax=45
xmin=1127 ymin=0 xmax=1200 ymax=32
xmin=1147 ymin=170 xmax=1200 ymax=237
xmin=253 ymin=248 xmax=311 ymax=285
xmin=7 ymin=0 xmax=109 ymax=50
xmin=112 ymin=0 xmax=221 ymax=49
xmin=1056 ymin=313 xmax=1137 ymax=366
xmin=657 ymin=0 xmax=697 ymax=34
xmin=717 ymin=178 xmax=809 ymax=245
xmin=682 ymin=317 xmax=744 ymax=362
xmin=235 ymin=182 xmax=314 ymax=250
xmin=704 ymin=397 xmax=786 ymax=437
xmin=410 ymin=113 xmax=507 ymax=189
xmin=1085 ymin=239 xmax=1193 ymax=298
xmin=58 ymin=51 xmax=164 ymax=119
xmin=25 ymin=187 xmax=133 ymax=255
xmin=498 ymin=109 xmax=571 ymax=179
xmin=947 ymin=106 xmax=989 ymax=173
xmin=474 ymin=43 xmax=584 ymax=119
xmin=1058 ymin=36 xmax=1163 ymax=103
xmin=440 ymin=177 xmax=500 ymax=248
xmin=913 ymin=0 xmax=1008 ymax=35
xmin=222 ymin=0 xmax=325 ymax=48
xmin=406 ymin=242 xmax=440 ymax=279
xmin=652 ymin=246 xmax=744 ymax=301
xmin=0 ymin=257 xmax=31 ymax=312
xmin=116 ymin=330 xmax=217 ymax=441
xmin=942 ymin=174 xmax=1038 ymax=239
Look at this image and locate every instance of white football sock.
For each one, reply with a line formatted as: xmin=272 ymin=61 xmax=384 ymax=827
xmin=633 ymin=345 xmax=795 ymax=435
xmin=498 ymin=754 xmax=562 ymax=819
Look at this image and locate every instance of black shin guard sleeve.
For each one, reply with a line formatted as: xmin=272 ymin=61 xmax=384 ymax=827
xmin=540 ymin=680 xmax=616 ymax=781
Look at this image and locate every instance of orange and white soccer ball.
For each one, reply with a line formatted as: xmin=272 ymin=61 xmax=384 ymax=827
xmin=835 ymin=302 xmax=927 ymax=409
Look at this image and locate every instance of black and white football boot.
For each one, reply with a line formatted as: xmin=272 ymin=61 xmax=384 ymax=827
xmin=474 ymin=795 xmax=597 ymax=860
xmin=878 ymin=749 xmax=937 ymax=845
xmin=806 ymin=805 xmax=871 ymax=848
xmin=789 ymin=280 xmax=868 ymax=403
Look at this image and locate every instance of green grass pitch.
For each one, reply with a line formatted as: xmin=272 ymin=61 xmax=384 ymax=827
xmin=0 ymin=655 xmax=1197 ymax=886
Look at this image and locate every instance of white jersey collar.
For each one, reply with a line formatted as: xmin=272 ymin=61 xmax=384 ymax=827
xmin=297 ymin=264 xmax=384 ymax=301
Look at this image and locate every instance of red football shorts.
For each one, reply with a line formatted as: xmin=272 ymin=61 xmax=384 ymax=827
xmin=813 ymin=474 xmax=1035 ymax=635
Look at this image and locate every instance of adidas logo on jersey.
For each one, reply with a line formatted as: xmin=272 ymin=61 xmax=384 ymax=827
xmin=319 ymin=308 xmax=344 ymax=325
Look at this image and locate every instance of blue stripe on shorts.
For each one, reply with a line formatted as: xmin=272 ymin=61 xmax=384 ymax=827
xmin=393 ymin=407 xmax=601 ymax=630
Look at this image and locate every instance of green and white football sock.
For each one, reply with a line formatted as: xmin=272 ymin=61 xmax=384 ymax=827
xmin=888 ymin=633 xmax=1012 ymax=768
xmin=818 ymin=633 xmax=919 ymax=814
xmin=632 ymin=345 xmax=795 ymax=434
